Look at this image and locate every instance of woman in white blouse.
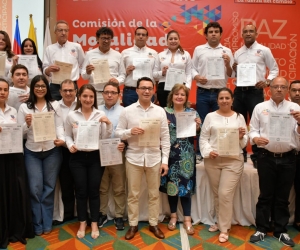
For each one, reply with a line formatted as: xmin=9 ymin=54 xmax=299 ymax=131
xmin=65 ymin=84 xmax=112 ymax=239
xmin=153 ymin=30 xmax=192 ymax=107
xmin=0 ymin=30 xmax=15 ymax=83
xmin=18 ymin=75 xmax=65 ymax=236
xmin=0 ymin=78 xmax=34 ymax=248
xmin=200 ymin=87 xmax=248 ymax=243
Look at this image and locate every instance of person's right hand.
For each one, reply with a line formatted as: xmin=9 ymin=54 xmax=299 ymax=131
xmin=130 ymin=127 xmax=144 ymax=135
xmin=69 ymin=145 xmax=78 ymax=153
xmin=253 ymin=137 xmax=269 ymax=146
xmin=25 ymin=114 xmax=32 ymax=127
xmin=126 ymin=65 xmax=135 ymax=76
xmin=209 ymin=151 xmax=219 ymax=159
xmin=194 ymin=75 xmax=208 ymax=85
xmin=86 ymin=64 xmax=95 ymax=75
xmin=45 ymin=65 xmax=60 ymax=76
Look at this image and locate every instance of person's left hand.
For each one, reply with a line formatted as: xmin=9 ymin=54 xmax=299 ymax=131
xmin=291 ymin=110 xmax=300 ymax=124
xmin=238 ymin=127 xmax=246 ymax=139
xmin=195 ymin=117 xmax=201 ymax=130
xmin=99 ymin=116 xmax=111 ymax=125
xmin=160 ymin=163 xmax=168 ymax=176
xmin=54 ymin=139 xmax=65 ymax=147
xmin=19 ymin=93 xmax=29 ymax=103
xmin=117 ymin=142 xmax=125 ymax=152
xmin=222 ymin=54 xmax=231 ymax=67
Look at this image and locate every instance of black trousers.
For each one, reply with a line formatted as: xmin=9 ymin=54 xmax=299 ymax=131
xmin=59 ymin=147 xmax=75 ymax=221
xmin=255 ymin=149 xmax=296 ymax=234
xmin=157 ymin=82 xmax=170 ymax=108
xmin=69 ymin=150 xmax=104 ymax=222
xmin=168 ymin=195 xmax=191 ymax=216
xmin=294 ymin=154 xmax=300 ymax=223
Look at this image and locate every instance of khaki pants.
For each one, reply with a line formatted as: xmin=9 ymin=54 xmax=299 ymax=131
xmin=204 ymin=155 xmax=243 ymax=232
xmin=99 ymin=154 xmax=126 ymax=218
xmin=126 ymin=159 xmax=161 ymax=226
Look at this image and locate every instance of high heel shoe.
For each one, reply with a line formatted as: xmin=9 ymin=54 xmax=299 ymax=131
xmin=183 ymin=219 xmax=195 ymax=235
xmin=219 ymin=232 xmax=229 ymax=243
xmin=208 ymin=223 xmax=219 ymax=232
xmin=91 ymin=222 xmax=100 ymax=239
xmin=77 ymin=221 xmax=87 ymax=239
xmin=167 ymin=214 xmax=177 ymax=231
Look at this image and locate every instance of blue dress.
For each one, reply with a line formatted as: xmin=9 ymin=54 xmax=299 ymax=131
xmin=160 ymin=107 xmax=198 ymax=197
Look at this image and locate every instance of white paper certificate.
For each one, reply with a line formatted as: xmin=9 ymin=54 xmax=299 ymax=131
xmin=75 ymin=121 xmax=100 ymax=150
xmin=0 ymin=124 xmax=23 ymax=154
xmin=268 ymin=112 xmax=292 ymax=142
xmin=18 ymin=55 xmax=39 ymax=79
xmin=217 ymin=128 xmax=240 ymax=156
xmin=236 ymin=63 xmax=256 ymax=86
xmin=176 ymin=111 xmax=196 ymax=138
xmin=138 ymin=118 xmax=161 ymax=146
xmin=206 ymin=57 xmax=225 ymax=80
xmin=132 ymin=58 xmax=151 ymax=80
xmin=0 ymin=51 xmax=6 ymax=76
xmin=99 ymin=138 xmax=122 ymax=166
xmin=32 ymin=112 xmax=56 ymax=142
xmin=52 ymin=60 xmax=73 ymax=84
xmin=165 ymin=68 xmax=186 ymax=91
xmin=91 ymin=59 xmax=110 ymax=86
xmin=7 ymin=87 xmax=27 ymax=110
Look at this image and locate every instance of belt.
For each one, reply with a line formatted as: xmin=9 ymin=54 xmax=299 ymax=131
xmin=259 ymin=149 xmax=296 ymax=158
xmin=124 ymin=86 xmax=137 ymax=90
xmin=198 ymin=87 xmax=220 ymax=93
xmin=236 ymin=86 xmax=257 ymax=91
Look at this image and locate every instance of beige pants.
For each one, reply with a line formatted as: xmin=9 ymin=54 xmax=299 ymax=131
xmin=126 ymin=159 xmax=161 ymax=226
xmin=204 ymin=155 xmax=244 ymax=232
xmin=99 ymin=153 xmax=126 ymax=218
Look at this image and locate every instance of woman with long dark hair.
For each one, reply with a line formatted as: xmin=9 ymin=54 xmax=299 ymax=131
xmin=17 ymin=75 xmax=65 ymax=236
xmin=0 ymin=30 xmax=15 ymax=83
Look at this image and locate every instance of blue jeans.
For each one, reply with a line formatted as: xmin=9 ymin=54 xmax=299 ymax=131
xmin=24 ymin=146 xmax=62 ymax=234
xmin=122 ymin=88 xmax=138 ymax=107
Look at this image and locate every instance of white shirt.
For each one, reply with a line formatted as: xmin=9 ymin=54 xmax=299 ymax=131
xmin=153 ymin=49 xmax=192 ymax=89
xmin=249 ymin=99 xmax=300 ymax=153
xmin=7 ymin=86 xmax=30 ymax=111
xmin=234 ymin=41 xmax=279 ymax=82
xmin=0 ymin=104 xmax=17 ymax=124
xmin=17 ymin=101 xmax=65 ymax=152
xmin=0 ymin=56 xmax=13 ymax=84
xmin=43 ymin=41 xmax=85 ymax=81
xmin=192 ymin=42 xmax=234 ymax=89
xmin=121 ymin=45 xmax=158 ymax=87
xmin=65 ymin=107 xmax=113 ymax=151
xmin=81 ymin=48 xmax=125 ymax=91
xmin=115 ymin=100 xmax=170 ymax=167
xmin=58 ymin=98 xmax=77 ymax=125
xmin=200 ymin=111 xmax=248 ymax=158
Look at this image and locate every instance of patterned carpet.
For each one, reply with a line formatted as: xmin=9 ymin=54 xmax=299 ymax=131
xmin=4 ymin=219 xmax=300 ymax=250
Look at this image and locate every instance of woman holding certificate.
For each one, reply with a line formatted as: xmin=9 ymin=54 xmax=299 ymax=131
xmin=0 ymin=30 xmax=15 ymax=83
xmin=153 ymin=30 xmax=192 ymax=107
xmin=65 ymin=84 xmax=112 ymax=239
xmin=160 ymin=84 xmax=201 ymax=235
xmin=200 ymin=88 xmax=248 ymax=243
xmin=17 ymin=75 xmax=65 ymax=236
xmin=0 ymin=78 xmax=34 ymax=248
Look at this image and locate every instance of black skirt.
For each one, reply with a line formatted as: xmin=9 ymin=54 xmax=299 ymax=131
xmin=0 ymin=153 xmax=35 ymax=248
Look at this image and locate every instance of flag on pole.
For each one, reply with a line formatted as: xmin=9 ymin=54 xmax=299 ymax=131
xmin=43 ymin=17 xmax=52 ymax=60
xmin=28 ymin=14 xmax=38 ymax=51
xmin=13 ymin=16 xmax=22 ymax=54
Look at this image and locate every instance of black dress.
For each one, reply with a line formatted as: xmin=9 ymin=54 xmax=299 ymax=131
xmin=0 ymin=153 xmax=35 ymax=248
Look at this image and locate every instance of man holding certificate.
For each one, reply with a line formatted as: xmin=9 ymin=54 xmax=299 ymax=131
xmin=98 ymin=82 xmax=126 ymax=230
xmin=43 ymin=20 xmax=85 ymax=100
xmin=233 ymin=24 xmax=279 ymax=165
xmin=249 ymin=77 xmax=300 ymax=247
xmin=82 ymin=27 xmax=124 ymax=105
xmin=115 ymin=77 xmax=170 ymax=240
xmin=120 ymin=27 xmax=157 ymax=107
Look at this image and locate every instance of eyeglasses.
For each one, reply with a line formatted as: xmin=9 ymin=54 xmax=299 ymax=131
xmin=103 ymin=91 xmax=118 ymax=95
xmin=99 ymin=37 xmax=112 ymax=41
xmin=242 ymin=30 xmax=256 ymax=34
xmin=138 ymin=87 xmax=153 ymax=91
xmin=270 ymin=85 xmax=288 ymax=90
xmin=290 ymin=89 xmax=300 ymax=93
xmin=136 ymin=33 xmax=147 ymax=37
xmin=34 ymin=85 xmax=47 ymax=89
xmin=56 ymin=29 xmax=69 ymax=33
xmin=62 ymin=89 xmax=75 ymax=93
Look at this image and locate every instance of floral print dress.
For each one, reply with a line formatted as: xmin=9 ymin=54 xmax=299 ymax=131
xmin=160 ymin=107 xmax=198 ymax=197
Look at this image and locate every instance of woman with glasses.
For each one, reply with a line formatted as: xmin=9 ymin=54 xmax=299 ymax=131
xmin=17 ymin=75 xmax=65 ymax=236
xmin=65 ymin=84 xmax=112 ymax=239
xmin=0 ymin=78 xmax=34 ymax=248
xmin=160 ymin=84 xmax=201 ymax=235
xmin=200 ymin=88 xmax=248 ymax=243
xmin=153 ymin=30 xmax=192 ymax=107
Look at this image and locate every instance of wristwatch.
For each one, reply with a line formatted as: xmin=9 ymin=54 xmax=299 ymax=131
xmin=265 ymin=80 xmax=270 ymax=87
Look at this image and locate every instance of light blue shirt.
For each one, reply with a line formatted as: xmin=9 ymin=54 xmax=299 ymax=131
xmin=98 ymin=103 xmax=124 ymax=138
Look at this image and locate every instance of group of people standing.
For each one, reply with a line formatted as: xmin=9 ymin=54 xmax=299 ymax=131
xmin=0 ymin=17 xmax=299 ymax=249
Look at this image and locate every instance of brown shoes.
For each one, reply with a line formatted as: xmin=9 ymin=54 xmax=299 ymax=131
xmin=149 ymin=225 xmax=165 ymax=239
xmin=125 ymin=226 xmax=138 ymax=240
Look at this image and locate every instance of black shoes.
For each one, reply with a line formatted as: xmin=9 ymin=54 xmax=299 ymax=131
xmin=114 ymin=217 xmax=125 ymax=230
xmin=98 ymin=213 xmax=108 ymax=228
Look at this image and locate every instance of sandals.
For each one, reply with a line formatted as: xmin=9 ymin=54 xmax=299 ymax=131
xmin=167 ymin=214 xmax=177 ymax=231
xmin=208 ymin=224 xmax=219 ymax=232
xmin=91 ymin=230 xmax=100 ymax=239
xmin=183 ymin=219 xmax=195 ymax=235
xmin=219 ymin=232 xmax=229 ymax=243
xmin=77 ymin=221 xmax=87 ymax=239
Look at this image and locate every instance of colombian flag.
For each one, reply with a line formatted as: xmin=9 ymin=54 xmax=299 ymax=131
xmin=13 ymin=17 xmax=22 ymax=54
xmin=28 ymin=14 xmax=38 ymax=51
